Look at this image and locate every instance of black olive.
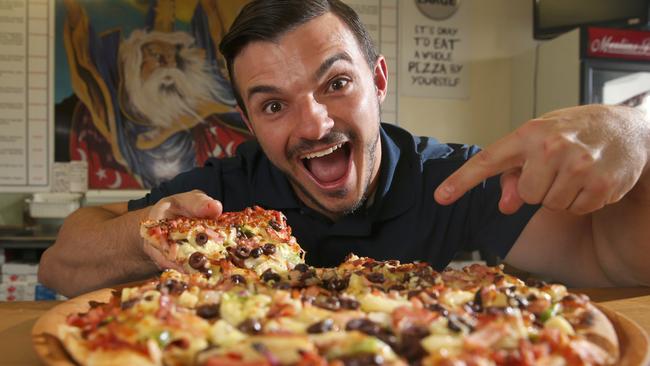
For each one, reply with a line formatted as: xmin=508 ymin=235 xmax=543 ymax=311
xmin=235 ymin=245 xmax=251 ymax=258
xmin=275 ymin=282 xmax=291 ymax=290
xmin=189 ymin=252 xmax=208 ymax=270
xmin=201 ymin=268 xmax=213 ymax=278
xmin=250 ymin=247 xmax=264 ymax=258
xmin=338 ymin=352 xmax=384 ymax=366
xmin=294 ymin=263 xmax=309 ymax=273
xmin=251 ymin=342 xmax=269 ymax=354
xmin=237 ymin=318 xmax=262 ymax=334
xmin=121 ymin=298 xmax=138 ymax=310
xmin=324 ymin=277 xmax=349 ymax=292
xmin=261 ymin=269 xmax=281 ymax=283
xmin=407 ymin=290 xmax=421 ymax=299
xmin=362 ymin=261 xmax=378 ymax=268
xmin=230 ymin=274 xmax=246 ymax=285
xmin=160 ymin=279 xmax=187 ymax=296
xmin=426 ymin=303 xmax=449 ymax=317
xmin=376 ymin=329 xmax=399 ymax=349
xmin=226 ymin=247 xmax=246 ymax=268
xmin=314 ymin=296 xmax=340 ymax=311
xmin=339 ymin=297 xmax=360 ymax=310
xmin=512 ymin=296 xmax=529 ymax=309
xmin=474 ymin=288 xmax=484 ymax=310
xmin=306 ymin=318 xmax=334 ymax=334
xmin=300 ymin=270 xmax=316 ymax=281
xmin=464 ymin=301 xmax=481 ymax=313
xmin=447 ymin=315 xmax=463 ymax=333
xmin=262 ymin=243 xmax=276 ymax=255
xmin=526 ymin=278 xmax=548 ymax=288
xmin=399 ymin=326 xmax=430 ymax=362
xmin=268 ymin=219 xmax=282 ymax=231
xmin=168 ymin=339 xmax=189 ymax=349
xmin=195 ymin=232 xmax=208 ymax=246
xmin=345 ymin=318 xmax=380 ymax=336
xmin=196 ymin=303 xmax=220 ymax=319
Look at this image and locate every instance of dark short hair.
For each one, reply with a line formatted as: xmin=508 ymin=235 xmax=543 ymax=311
xmin=219 ymin=0 xmax=379 ymax=116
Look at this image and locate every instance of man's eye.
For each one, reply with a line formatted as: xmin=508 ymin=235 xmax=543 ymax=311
xmin=328 ymin=78 xmax=349 ymax=92
xmin=263 ymin=102 xmax=283 ymax=114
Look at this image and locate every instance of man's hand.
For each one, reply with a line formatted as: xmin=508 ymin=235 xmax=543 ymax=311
xmin=143 ymin=190 xmax=223 ymax=271
xmin=434 ymin=105 xmax=649 ymax=215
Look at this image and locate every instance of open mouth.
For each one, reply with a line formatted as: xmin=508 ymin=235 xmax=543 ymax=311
xmin=300 ymin=142 xmax=352 ymax=187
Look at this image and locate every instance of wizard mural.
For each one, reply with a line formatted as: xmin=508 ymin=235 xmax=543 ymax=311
xmin=55 ymin=0 xmax=251 ymax=189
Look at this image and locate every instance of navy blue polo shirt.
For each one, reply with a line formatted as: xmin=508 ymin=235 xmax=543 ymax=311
xmin=129 ymin=123 xmax=539 ymax=269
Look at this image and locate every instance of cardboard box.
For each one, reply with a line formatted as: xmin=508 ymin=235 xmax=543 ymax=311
xmin=0 ymin=283 xmax=36 ymax=301
xmin=1 ymin=274 xmax=39 ymax=283
xmin=1 ymin=262 xmax=39 ymax=275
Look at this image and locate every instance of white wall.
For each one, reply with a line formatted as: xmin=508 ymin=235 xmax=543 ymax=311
xmin=398 ymin=0 xmax=538 ymax=147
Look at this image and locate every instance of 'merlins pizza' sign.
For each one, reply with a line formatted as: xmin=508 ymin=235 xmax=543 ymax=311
xmin=586 ymin=27 xmax=650 ymax=61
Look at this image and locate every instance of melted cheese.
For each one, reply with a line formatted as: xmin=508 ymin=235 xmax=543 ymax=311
xmin=220 ymin=292 xmax=272 ymax=326
xmin=358 ymin=292 xmax=411 ymax=313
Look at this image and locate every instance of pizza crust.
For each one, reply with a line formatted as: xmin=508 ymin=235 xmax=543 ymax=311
xmin=58 ymin=325 xmax=159 ymax=366
xmin=578 ymin=303 xmax=620 ymax=364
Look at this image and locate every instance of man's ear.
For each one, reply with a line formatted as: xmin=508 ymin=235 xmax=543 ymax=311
xmin=237 ymin=106 xmax=255 ymax=136
xmin=373 ymin=55 xmax=388 ymax=104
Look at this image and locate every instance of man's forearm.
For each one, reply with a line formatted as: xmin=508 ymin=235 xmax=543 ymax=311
xmin=38 ymin=206 xmax=158 ymax=297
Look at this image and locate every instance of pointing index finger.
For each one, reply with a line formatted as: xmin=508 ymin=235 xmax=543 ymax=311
xmin=434 ymin=132 xmax=525 ymax=205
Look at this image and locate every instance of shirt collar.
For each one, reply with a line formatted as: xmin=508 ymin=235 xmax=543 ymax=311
xmin=369 ymin=123 xmax=416 ymax=221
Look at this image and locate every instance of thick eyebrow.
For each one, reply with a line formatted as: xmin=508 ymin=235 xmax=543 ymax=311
xmin=245 ymin=52 xmax=353 ymax=102
xmin=246 ymin=85 xmax=281 ymax=102
xmin=315 ymin=52 xmax=353 ymax=81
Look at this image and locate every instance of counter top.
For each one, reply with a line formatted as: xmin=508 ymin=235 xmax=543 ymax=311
xmin=0 ymin=229 xmax=57 ymax=249
xmin=1 ymin=287 xmax=649 ymax=365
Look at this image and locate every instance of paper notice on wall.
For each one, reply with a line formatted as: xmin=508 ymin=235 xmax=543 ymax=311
xmin=399 ymin=0 xmax=470 ymax=99
xmin=51 ymin=161 xmax=88 ymax=193
xmin=0 ymin=0 xmax=54 ymax=191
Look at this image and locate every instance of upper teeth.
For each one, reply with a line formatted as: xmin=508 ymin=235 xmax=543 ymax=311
xmin=303 ymin=143 xmax=344 ymax=159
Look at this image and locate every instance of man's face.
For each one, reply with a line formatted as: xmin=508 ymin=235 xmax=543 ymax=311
xmin=233 ymin=13 xmax=388 ymax=219
xmin=140 ymin=40 xmax=180 ymax=82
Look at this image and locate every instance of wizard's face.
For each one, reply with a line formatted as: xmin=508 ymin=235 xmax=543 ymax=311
xmin=140 ymin=40 xmax=181 ymax=83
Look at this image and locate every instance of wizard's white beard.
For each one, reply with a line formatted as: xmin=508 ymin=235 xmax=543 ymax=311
xmin=124 ymin=49 xmax=217 ymax=129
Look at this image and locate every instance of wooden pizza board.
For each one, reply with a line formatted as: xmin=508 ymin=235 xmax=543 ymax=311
xmin=597 ymin=305 xmax=650 ymax=366
xmin=32 ymin=290 xmax=650 ymax=365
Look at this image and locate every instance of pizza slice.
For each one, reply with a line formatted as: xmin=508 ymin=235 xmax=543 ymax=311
xmin=140 ymin=206 xmax=305 ymax=277
xmin=60 ymin=282 xmax=212 ymax=366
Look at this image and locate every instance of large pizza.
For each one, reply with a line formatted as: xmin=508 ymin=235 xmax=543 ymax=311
xmin=52 ymin=206 xmax=621 ymax=365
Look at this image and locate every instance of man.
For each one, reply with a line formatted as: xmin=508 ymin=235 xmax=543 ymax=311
xmin=40 ymin=0 xmax=650 ymax=298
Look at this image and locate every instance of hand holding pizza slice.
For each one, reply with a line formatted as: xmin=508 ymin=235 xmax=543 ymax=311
xmin=141 ymin=205 xmax=305 ymax=277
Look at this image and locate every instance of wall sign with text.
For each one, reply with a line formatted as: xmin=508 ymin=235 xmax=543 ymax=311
xmin=399 ymin=0 xmax=470 ymax=99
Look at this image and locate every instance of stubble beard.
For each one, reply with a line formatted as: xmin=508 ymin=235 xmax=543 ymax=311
xmin=285 ymin=124 xmax=380 ymax=219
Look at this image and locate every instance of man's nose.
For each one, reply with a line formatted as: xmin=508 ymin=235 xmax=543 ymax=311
xmin=295 ymin=95 xmax=333 ymax=141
